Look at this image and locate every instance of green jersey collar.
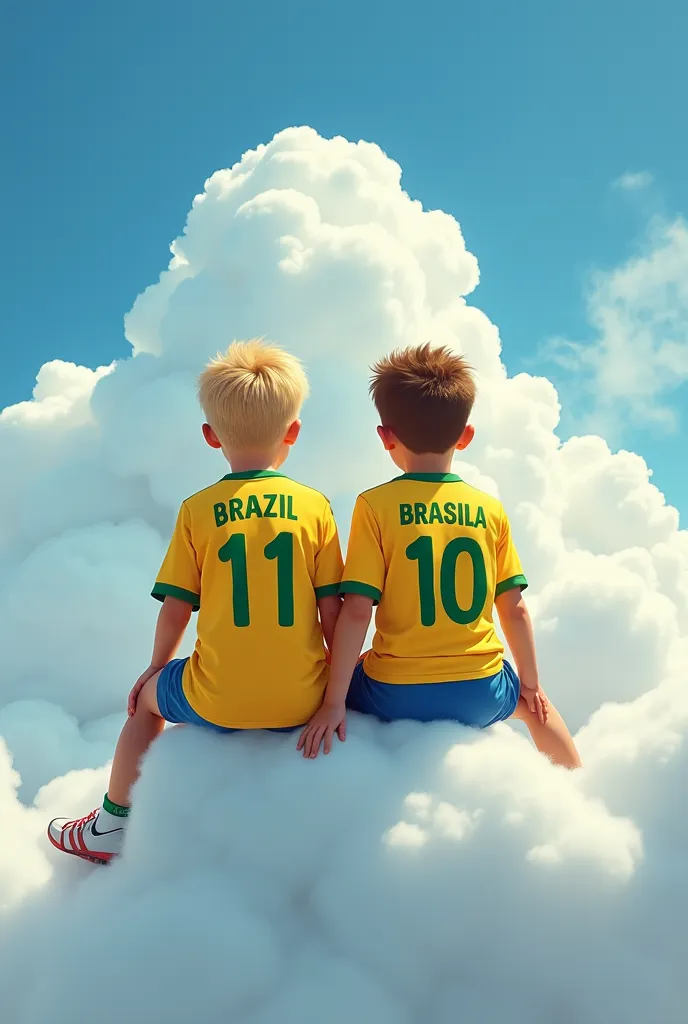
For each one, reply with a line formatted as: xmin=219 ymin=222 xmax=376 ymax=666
xmin=393 ymin=472 xmax=463 ymax=483
xmin=221 ymin=470 xmax=287 ymax=481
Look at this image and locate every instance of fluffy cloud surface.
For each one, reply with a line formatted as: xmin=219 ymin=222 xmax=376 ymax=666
xmin=549 ymin=216 xmax=688 ymax=429
xmin=0 ymin=127 xmax=686 ymax=1023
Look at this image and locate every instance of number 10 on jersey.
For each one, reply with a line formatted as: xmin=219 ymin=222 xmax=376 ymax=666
xmin=406 ymin=535 xmax=487 ymax=626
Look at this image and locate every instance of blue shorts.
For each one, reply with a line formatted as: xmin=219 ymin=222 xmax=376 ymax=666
xmin=156 ymin=658 xmax=296 ymax=734
xmin=346 ymin=660 xmax=520 ymax=728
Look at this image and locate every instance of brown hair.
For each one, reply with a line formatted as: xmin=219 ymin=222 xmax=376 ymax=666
xmin=370 ymin=343 xmax=475 ymax=454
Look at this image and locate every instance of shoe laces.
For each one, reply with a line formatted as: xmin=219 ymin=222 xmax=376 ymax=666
xmin=69 ymin=808 xmax=98 ymax=831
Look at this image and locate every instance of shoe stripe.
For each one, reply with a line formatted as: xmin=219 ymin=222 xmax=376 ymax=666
xmin=69 ymin=822 xmax=80 ymax=853
xmin=47 ymin=820 xmax=114 ymax=865
xmin=74 ymin=823 xmax=88 ymax=854
xmin=61 ymin=823 xmax=74 ymax=852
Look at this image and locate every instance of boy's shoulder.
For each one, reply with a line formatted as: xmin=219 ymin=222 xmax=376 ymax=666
xmin=181 ymin=477 xmax=230 ymax=512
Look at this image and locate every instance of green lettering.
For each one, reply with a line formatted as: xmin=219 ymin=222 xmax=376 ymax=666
xmin=217 ymin=531 xmax=297 ymax=629
xmin=217 ymin=533 xmax=250 ymax=626
xmin=279 ymin=494 xmax=286 ymax=519
xmin=464 ymin=503 xmax=475 ymax=528
xmin=264 ymin=533 xmax=295 ymax=626
xmin=229 ymin=498 xmax=244 ymax=522
xmin=457 ymin=503 xmax=464 ymax=526
xmin=264 ymin=494 xmax=278 ymax=518
xmin=414 ymin=502 xmax=428 ymax=525
xmin=440 ymin=537 xmax=488 ymax=624
xmin=474 ymin=506 xmax=487 ymax=529
xmin=429 ymin=501 xmax=443 ymax=524
xmin=287 ymin=495 xmax=298 ymax=521
xmin=400 ymin=503 xmax=414 ymax=525
xmin=443 ymin=502 xmax=457 ymax=525
xmin=214 ymin=502 xmax=228 ymax=527
xmin=245 ymin=494 xmax=263 ymax=519
xmin=406 ymin=536 xmax=489 ymax=628
xmin=406 ymin=536 xmax=436 ymax=625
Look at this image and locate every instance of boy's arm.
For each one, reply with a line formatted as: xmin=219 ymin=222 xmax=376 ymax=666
xmin=150 ymin=596 xmax=193 ymax=668
xmin=298 ymin=593 xmax=374 ymax=757
xmin=298 ymin=494 xmax=382 ymax=758
xmin=494 ymin=587 xmax=547 ymax=724
xmin=313 ymin=499 xmax=344 ymax=655
xmin=317 ymin=594 xmax=342 ymax=654
xmin=128 ymin=597 xmax=193 ymax=716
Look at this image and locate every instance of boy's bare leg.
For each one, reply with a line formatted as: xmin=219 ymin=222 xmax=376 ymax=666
xmin=511 ymin=697 xmax=582 ymax=769
xmin=107 ymin=672 xmax=166 ymax=807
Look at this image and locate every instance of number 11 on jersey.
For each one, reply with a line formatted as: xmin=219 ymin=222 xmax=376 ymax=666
xmin=219 ymin=531 xmax=295 ymax=627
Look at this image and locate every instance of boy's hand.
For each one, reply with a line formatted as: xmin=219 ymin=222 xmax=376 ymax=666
xmin=297 ymin=702 xmax=347 ymax=758
xmin=520 ymin=680 xmax=548 ymax=725
xmin=127 ymin=664 xmax=163 ymax=717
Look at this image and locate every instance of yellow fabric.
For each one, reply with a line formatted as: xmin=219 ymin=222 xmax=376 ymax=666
xmin=153 ymin=470 xmax=343 ymax=728
xmin=341 ymin=473 xmax=527 ymax=683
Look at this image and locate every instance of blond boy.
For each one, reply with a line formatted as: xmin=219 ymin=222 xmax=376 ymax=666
xmin=298 ymin=343 xmax=581 ymax=769
xmin=48 ymin=340 xmax=343 ymax=863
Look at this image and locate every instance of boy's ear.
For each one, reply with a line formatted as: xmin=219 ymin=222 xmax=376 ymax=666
xmin=284 ymin=420 xmax=301 ymax=446
xmin=377 ymin=425 xmax=397 ymax=451
xmin=202 ymin=423 xmax=223 ymax=449
xmin=455 ymin=424 xmax=475 ymax=451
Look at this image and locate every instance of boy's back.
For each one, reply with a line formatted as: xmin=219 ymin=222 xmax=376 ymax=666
xmin=154 ymin=469 xmax=342 ymax=729
xmin=342 ymin=471 xmax=525 ymax=683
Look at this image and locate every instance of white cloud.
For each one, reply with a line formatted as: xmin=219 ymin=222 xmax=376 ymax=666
xmin=549 ymin=217 xmax=688 ymax=428
xmin=0 ymin=126 xmax=687 ymax=1021
xmin=4 ymin=719 xmax=687 ymax=1023
xmin=613 ymin=170 xmax=654 ymax=191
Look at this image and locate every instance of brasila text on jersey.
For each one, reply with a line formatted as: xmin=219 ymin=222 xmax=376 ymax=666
xmin=399 ymin=502 xmax=487 ymax=528
xmin=214 ymin=495 xmax=298 ymax=526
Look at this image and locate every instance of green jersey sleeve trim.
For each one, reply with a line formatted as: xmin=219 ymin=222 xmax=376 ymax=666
xmin=151 ymin=583 xmax=201 ymax=611
xmin=495 ymin=574 xmax=528 ymax=598
xmin=314 ymin=583 xmax=341 ymax=599
xmin=339 ymin=580 xmax=382 ymax=603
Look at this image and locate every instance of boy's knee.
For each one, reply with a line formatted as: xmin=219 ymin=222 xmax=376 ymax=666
xmin=136 ymin=673 xmax=164 ymax=717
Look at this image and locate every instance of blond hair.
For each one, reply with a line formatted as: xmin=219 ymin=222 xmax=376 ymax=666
xmin=197 ymin=339 xmax=309 ymax=450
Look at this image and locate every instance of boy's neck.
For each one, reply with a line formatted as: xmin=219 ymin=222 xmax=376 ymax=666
xmin=226 ymin=451 xmax=280 ymax=474
xmin=401 ymin=452 xmax=455 ymax=475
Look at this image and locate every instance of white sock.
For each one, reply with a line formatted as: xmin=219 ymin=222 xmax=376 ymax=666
xmin=98 ymin=803 xmax=129 ymax=831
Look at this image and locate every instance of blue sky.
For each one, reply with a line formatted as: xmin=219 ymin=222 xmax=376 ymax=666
xmin=2 ymin=0 xmax=687 ymax=515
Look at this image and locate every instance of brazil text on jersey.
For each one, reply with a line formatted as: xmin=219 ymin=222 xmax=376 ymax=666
xmin=214 ymin=494 xmax=299 ymax=525
xmin=399 ymin=502 xmax=487 ymax=528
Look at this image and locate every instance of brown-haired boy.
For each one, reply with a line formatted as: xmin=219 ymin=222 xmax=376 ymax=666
xmin=48 ymin=340 xmax=344 ymax=863
xmin=298 ymin=343 xmax=581 ymax=768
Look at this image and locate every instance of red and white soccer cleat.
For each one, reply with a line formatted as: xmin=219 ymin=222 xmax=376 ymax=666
xmin=47 ymin=808 xmax=124 ymax=865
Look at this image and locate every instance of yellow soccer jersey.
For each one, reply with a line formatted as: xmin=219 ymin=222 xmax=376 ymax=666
xmin=152 ymin=470 xmax=343 ymax=728
xmin=341 ymin=472 xmax=527 ymax=684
